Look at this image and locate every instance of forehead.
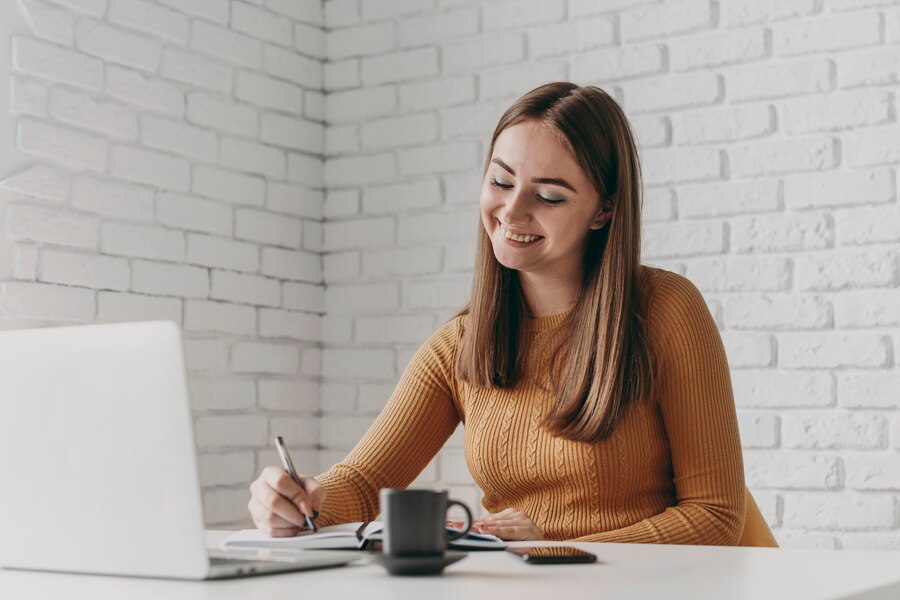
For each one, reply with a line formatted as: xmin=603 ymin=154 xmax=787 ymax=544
xmin=491 ymin=120 xmax=584 ymax=180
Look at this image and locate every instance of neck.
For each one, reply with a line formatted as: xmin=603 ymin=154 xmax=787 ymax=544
xmin=517 ymin=269 xmax=580 ymax=318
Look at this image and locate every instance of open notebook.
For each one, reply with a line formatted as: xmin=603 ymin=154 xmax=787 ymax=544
xmin=221 ymin=521 xmax=506 ymax=551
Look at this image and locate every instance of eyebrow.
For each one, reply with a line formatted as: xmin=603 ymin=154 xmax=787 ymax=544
xmin=491 ymin=158 xmax=578 ymax=193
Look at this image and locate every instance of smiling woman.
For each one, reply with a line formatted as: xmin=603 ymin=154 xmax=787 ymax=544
xmin=247 ymin=82 xmax=778 ymax=548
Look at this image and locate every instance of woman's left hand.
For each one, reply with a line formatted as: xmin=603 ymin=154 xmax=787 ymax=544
xmin=472 ymin=507 xmax=544 ymax=541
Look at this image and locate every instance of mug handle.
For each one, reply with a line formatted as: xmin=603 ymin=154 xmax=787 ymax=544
xmin=445 ymin=500 xmax=473 ymax=542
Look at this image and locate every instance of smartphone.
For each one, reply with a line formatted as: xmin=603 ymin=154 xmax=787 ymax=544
xmin=507 ymin=546 xmax=598 ymax=564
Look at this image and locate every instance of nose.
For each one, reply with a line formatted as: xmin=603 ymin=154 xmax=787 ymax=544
xmin=499 ymin=186 xmax=532 ymax=227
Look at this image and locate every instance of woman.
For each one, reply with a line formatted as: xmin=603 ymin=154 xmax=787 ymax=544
xmin=248 ymin=82 xmax=777 ymax=546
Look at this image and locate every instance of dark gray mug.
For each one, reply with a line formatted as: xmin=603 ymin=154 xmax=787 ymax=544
xmin=379 ymin=489 xmax=473 ymax=557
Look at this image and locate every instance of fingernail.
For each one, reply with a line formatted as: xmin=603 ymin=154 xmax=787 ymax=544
xmin=313 ymin=510 xmax=319 ymax=519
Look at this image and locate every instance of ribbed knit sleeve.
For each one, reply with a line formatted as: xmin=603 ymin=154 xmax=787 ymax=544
xmin=312 ymin=317 xmax=464 ymax=527
xmin=571 ymin=272 xmax=746 ymax=545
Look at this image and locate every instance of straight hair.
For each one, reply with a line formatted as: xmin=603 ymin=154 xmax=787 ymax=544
xmin=455 ymin=82 xmax=654 ymax=444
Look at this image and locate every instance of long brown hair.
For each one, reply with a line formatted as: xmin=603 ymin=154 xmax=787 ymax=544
xmin=455 ymin=82 xmax=653 ymax=444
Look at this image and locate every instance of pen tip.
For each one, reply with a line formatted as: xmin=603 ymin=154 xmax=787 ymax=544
xmin=274 ymin=435 xmax=284 ymax=445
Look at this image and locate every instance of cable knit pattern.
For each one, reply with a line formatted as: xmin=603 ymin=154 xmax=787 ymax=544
xmin=314 ymin=267 xmax=775 ymax=546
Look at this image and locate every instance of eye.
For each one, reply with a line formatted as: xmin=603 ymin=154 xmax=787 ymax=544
xmin=537 ymin=195 xmax=566 ymax=206
xmin=490 ymin=176 xmax=512 ymax=189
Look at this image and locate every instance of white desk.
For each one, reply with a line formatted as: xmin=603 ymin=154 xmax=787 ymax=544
xmin=1 ymin=530 xmax=899 ymax=600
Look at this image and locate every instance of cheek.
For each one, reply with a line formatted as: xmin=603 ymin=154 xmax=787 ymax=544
xmin=479 ymin=186 xmax=501 ymax=225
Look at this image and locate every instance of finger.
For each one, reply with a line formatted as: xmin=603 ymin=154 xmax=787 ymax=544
xmin=261 ymin=466 xmax=312 ymax=516
xmin=256 ymin=481 xmax=307 ymax=527
xmin=483 ymin=525 xmax=525 ymax=541
xmin=248 ymin=500 xmax=300 ymax=537
xmin=300 ymin=475 xmax=326 ymax=513
xmin=248 ymin=498 xmax=297 ymax=529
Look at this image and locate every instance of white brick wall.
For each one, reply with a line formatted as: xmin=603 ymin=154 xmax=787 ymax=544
xmin=3 ymin=0 xmax=899 ymax=549
xmin=1 ymin=0 xmax=325 ymax=530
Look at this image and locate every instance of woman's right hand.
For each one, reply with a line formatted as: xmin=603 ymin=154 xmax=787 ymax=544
xmin=248 ymin=466 xmax=326 ymax=537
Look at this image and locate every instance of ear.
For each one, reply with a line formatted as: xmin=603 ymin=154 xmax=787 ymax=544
xmin=589 ymin=203 xmax=613 ymax=231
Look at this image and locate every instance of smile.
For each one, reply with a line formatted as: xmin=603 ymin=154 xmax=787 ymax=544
xmin=499 ymin=222 xmax=543 ymax=244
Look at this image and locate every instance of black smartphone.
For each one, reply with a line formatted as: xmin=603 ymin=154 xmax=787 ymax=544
xmin=507 ymin=546 xmax=598 ymax=564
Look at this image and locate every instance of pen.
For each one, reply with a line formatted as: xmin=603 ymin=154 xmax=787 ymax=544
xmin=274 ymin=435 xmax=318 ymax=533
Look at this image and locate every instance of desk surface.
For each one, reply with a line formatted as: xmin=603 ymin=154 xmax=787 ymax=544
xmin=1 ymin=530 xmax=899 ymax=600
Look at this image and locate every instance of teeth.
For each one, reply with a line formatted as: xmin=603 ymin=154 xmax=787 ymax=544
xmin=502 ymin=225 xmax=541 ymax=243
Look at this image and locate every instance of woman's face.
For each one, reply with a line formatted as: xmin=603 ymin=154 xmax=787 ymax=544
xmin=479 ymin=120 xmax=610 ymax=279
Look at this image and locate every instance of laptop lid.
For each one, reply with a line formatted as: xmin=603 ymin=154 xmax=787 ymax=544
xmin=0 ymin=321 xmax=211 ymax=579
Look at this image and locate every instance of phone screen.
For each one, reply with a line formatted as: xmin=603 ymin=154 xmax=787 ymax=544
xmin=507 ymin=546 xmax=598 ymax=564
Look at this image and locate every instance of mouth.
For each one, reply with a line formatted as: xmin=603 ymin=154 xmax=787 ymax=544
xmin=499 ymin=221 xmax=544 ymax=245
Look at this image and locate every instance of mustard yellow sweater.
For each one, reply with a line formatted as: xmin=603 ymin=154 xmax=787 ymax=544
xmin=316 ymin=267 xmax=752 ymax=545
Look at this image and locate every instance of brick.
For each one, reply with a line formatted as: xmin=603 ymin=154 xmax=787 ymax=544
xmin=232 ymin=2 xmax=291 ymax=45
xmin=156 ymin=192 xmax=231 ymax=236
xmin=0 ymin=281 xmax=95 ymax=322
xmin=6 ymin=203 xmax=98 ymax=249
xmin=730 ymin=137 xmax=836 ymax=178
xmin=323 ymin=251 xmax=361 ymax=282
xmin=723 ymin=0 xmax=818 ymax=26
xmin=398 ymin=211 xmax=477 ymax=244
xmin=197 ymin=450 xmax=256 ymax=486
xmin=322 ymin=217 xmax=394 ymax=252
xmin=108 ymin=0 xmax=189 ymax=45
xmin=17 ymin=0 xmax=75 ymax=45
xmin=642 ymin=148 xmax=721 ymax=185
xmin=183 ymin=338 xmax=228 ymax=372
xmin=49 ymin=87 xmax=138 ymax=140
xmin=732 ymin=370 xmax=833 ymax=408
xmin=268 ymin=182 xmax=323 ymax=218
xmin=294 ymin=22 xmax=325 ymax=59
xmin=738 ymin=413 xmax=779 ymax=449
xmin=364 ymin=246 xmax=442 ymax=278
xmin=232 ymin=341 xmax=299 ymax=374
xmin=305 ymin=90 xmax=324 ymax=122
xmin=258 ymin=378 xmax=319 ymax=412
xmin=685 ymin=256 xmax=791 ymax=293
xmin=260 ymin=113 xmax=324 ymax=154
xmin=733 ymin=213 xmax=832 ymax=253
xmin=322 ymin=317 xmax=352 ymax=344
xmin=17 ymin=118 xmax=107 ymax=172
xmin=773 ymin=13 xmax=881 ymax=57
xmin=40 ymin=249 xmax=129 ymax=291
xmin=744 ymin=452 xmax=841 ymax=489
xmin=361 ymin=47 xmax=438 ymax=85
xmin=12 ymin=36 xmax=103 ymax=91
xmin=795 ymin=251 xmax=897 ymax=291
xmin=11 ymin=77 xmax=48 ymax=117
xmin=211 ymin=270 xmax=280 ymax=307
xmin=444 ymin=34 xmax=525 ymax=74
xmin=643 ymin=222 xmax=725 ymax=258
xmin=186 ymin=233 xmax=259 ymax=273
xmin=156 ymin=0 xmax=228 ymax=23
xmin=324 ymin=58 xmax=360 ymax=92
xmin=846 ymin=455 xmax=900 ymax=491
xmin=270 ymin=416 xmax=319 ymax=449
xmin=527 ymin=17 xmax=615 ymax=59
xmin=105 ymin=65 xmax=185 ymax=116
xmin=834 ymin=290 xmax=900 ymax=328
xmin=728 ymin=59 xmax=833 ymax=102
xmin=191 ymin=21 xmax=261 ymax=69
xmin=193 ymin=166 xmax=265 ymax=207
xmin=785 ymin=91 xmax=892 ymax=134
xmin=110 ymin=145 xmax=190 ymax=191
xmin=1 ymin=163 xmax=68 ymax=204
xmin=235 ymin=71 xmax=304 ymax=114
xmin=140 ymin=115 xmax=217 ymax=162
xmin=839 ymin=373 xmax=900 ymax=409
xmin=184 ymin=300 xmax=256 ymax=336
xmin=726 ymin=295 xmax=831 ymax=330
xmin=323 ymin=0 xmax=358 ymax=27
xmin=76 ymin=20 xmax=162 ymax=71
xmin=132 ymin=260 xmax=209 ymax=298
xmin=570 ymin=44 xmax=665 ymax=83
xmin=838 ymin=205 xmax=900 ymax=245
xmin=778 ymin=333 xmax=889 ymax=369
xmin=282 ymin=282 xmax=325 ymax=313
xmin=323 ymin=154 xmax=397 ymax=187
xmin=261 ymin=247 xmax=322 ymax=282
xmin=288 ymin=153 xmax=325 ymax=188
xmin=12 ymin=244 xmax=38 ymax=280
xmin=398 ymin=8 xmax=478 ymax=48
xmin=631 ymin=115 xmax=670 ymax=149
xmin=325 ymin=282 xmax=399 ymax=315
xmin=326 ymin=85 xmax=396 ymax=124
xmin=440 ymin=101 xmax=509 ymax=139
xmin=784 ymin=169 xmax=893 ymax=210
xmin=320 ymin=382 xmax=355 ymax=412
xmin=195 ymin=415 xmax=267 ymax=448
xmin=782 ymin=492 xmax=896 ymax=530
xmin=328 ymin=22 xmax=394 ymax=60
xmin=324 ymin=189 xmax=359 ymax=218
xmin=263 ymin=44 xmax=322 ymax=88
xmin=96 ymin=291 xmax=181 ymax=323
xmin=160 ymin=48 xmax=233 ymax=93
xmin=621 ymin=0 xmax=714 ymax=41
xmin=398 ymin=77 xmax=476 ymax=112
xmin=444 ymin=171 xmax=483 ymax=206
xmin=356 ymin=315 xmax=435 ymax=344
xmin=670 ymin=27 xmax=767 ymax=71
xmin=838 ymin=47 xmax=900 ymax=88
xmin=220 ymin=137 xmax=286 ymax=180
xmin=202 ymin=488 xmax=252 ymax=525
xmin=259 ymin=308 xmax=320 ymax=341
xmin=405 ymin=279 xmax=469 ymax=309
xmin=186 ymin=92 xmax=257 ymax=137
xmin=678 ymin=180 xmax=778 ymax=219
xmin=398 ymin=142 xmax=479 ymax=177
xmin=723 ymin=332 xmax=773 ymax=368
xmin=235 ymin=209 xmax=301 ymax=248
xmin=322 ymin=348 xmax=394 ymax=379
xmin=784 ymin=412 xmax=886 ymax=450
xmin=101 ymin=222 xmax=184 ymax=261
xmin=672 ymin=105 xmax=773 ymax=145
xmin=845 ymin=126 xmax=900 ymax=167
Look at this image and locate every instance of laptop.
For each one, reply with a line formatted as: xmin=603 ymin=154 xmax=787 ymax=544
xmin=0 ymin=320 xmax=359 ymax=580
